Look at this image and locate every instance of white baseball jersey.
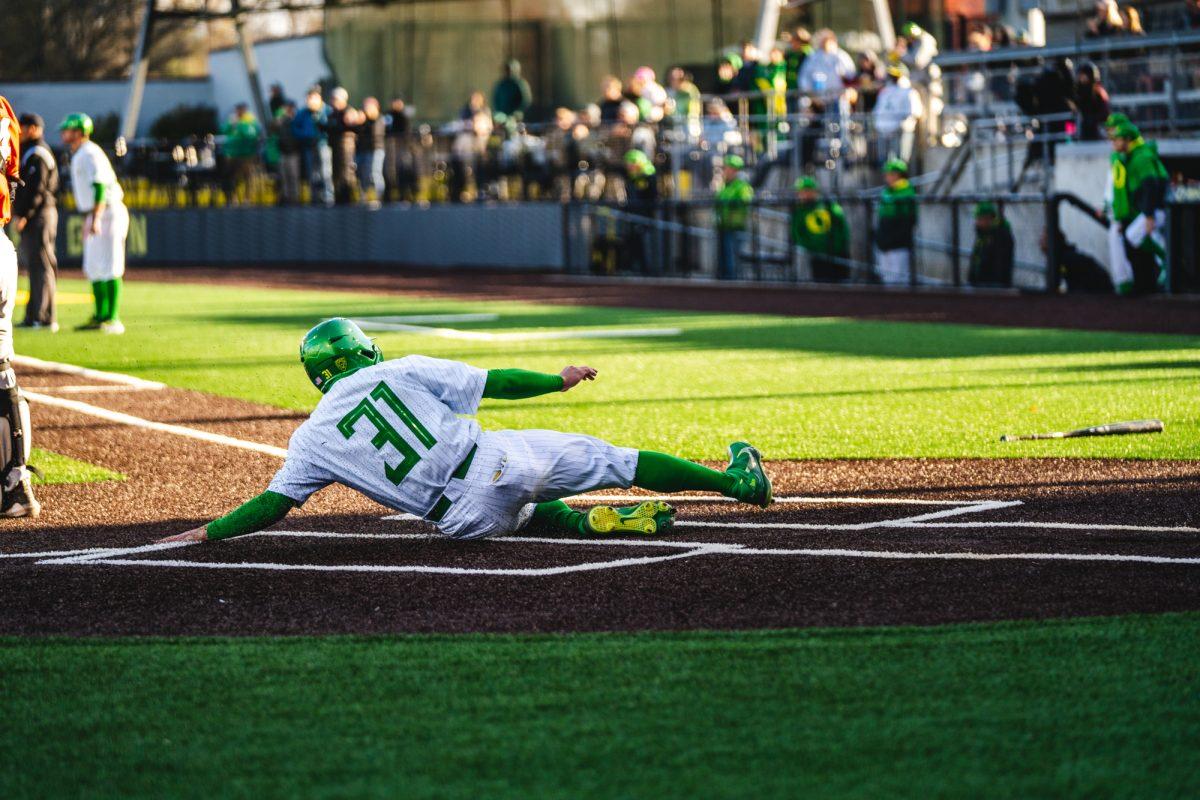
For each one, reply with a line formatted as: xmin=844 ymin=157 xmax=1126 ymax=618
xmin=268 ymin=356 xmax=488 ymax=517
xmin=268 ymin=355 xmax=641 ymax=539
xmin=70 ymin=140 xmax=123 ymax=212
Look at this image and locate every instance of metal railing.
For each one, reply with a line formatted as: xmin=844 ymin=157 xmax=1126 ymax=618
xmin=564 ymin=195 xmax=1053 ymax=291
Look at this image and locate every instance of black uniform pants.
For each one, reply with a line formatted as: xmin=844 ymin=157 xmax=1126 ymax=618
xmin=18 ymin=208 xmax=57 ymax=326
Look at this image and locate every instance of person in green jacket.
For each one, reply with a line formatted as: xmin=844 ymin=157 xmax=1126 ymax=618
xmin=715 ymin=154 xmax=754 ymax=280
xmin=875 ymin=158 xmax=918 ymax=284
xmin=221 ymin=103 xmax=263 ymax=204
xmin=967 ymin=201 xmax=1015 ymax=287
xmin=790 ymin=176 xmax=849 ymax=282
xmin=1105 ymin=113 xmax=1169 ymax=294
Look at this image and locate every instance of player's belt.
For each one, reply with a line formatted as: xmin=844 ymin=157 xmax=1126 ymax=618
xmin=425 ymin=443 xmax=478 ymax=523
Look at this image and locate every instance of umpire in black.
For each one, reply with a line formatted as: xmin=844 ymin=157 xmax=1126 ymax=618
xmin=11 ymin=113 xmax=58 ymax=331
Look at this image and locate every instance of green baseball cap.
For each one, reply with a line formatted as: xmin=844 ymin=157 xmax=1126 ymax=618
xmin=901 ymin=22 xmax=922 ymax=37
xmin=794 ymin=176 xmax=819 ymax=192
xmin=724 ymin=154 xmax=745 ymax=169
xmin=973 ymin=201 xmax=998 ymax=218
xmin=1105 ymin=113 xmax=1140 ymax=140
xmin=883 ymin=158 xmax=908 ymax=175
xmin=59 ymin=112 xmax=94 ymax=136
xmin=624 ymin=149 xmax=651 ymax=166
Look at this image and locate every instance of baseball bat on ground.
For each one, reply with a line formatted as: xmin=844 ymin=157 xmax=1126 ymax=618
xmin=1000 ymin=419 xmax=1164 ymax=442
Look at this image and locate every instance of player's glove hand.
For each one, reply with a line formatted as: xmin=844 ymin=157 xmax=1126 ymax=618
xmin=560 ymin=365 xmax=597 ymax=391
xmin=156 ymin=526 xmax=209 ymax=544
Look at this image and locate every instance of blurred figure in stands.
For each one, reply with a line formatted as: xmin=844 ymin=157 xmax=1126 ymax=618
xmin=967 ymin=202 xmax=1015 ymax=288
xmin=294 ymin=87 xmax=333 ymax=206
xmin=714 ymin=154 xmax=753 ymax=280
xmin=274 ymin=101 xmax=301 ymax=205
xmin=220 ymin=103 xmax=262 ymax=205
xmin=874 ymin=64 xmax=923 ymax=164
xmin=492 ymin=60 xmax=532 ymax=124
xmin=598 ymin=76 xmax=625 ymax=123
xmin=327 ymin=87 xmax=361 ymax=206
xmin=790 ymin=177 xmax=849 ymax=282
xmin=852 ymin=51 xmax=885 ymax=112
xmin=1183 ymin=0 xmax=1200 ymax=28
xmin=665 ymin=67 xmax=702 ymax=138
xmin=875 ymin=159 xmax=917 ymax=285
xmin=356 ymin=97 xmax=386 ymax=205
xmin=1087 ymin=0 xmax=1125 ymax=37
xmin=798 ymin=29 xmax=856 ymax=100
xmin=1074 ymin=62 xmax=1111 ymax=141
xmin=384 ymin=98 xmax=413 ymax=203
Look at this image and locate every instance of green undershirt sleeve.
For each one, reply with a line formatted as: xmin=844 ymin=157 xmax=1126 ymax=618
xmin=482 ymin=369 xmax=564 ymax=400
xmin=92 ymin=182 xmax=106 ymax=206
xmin=205 ymin=491 xmax=296 ymax=540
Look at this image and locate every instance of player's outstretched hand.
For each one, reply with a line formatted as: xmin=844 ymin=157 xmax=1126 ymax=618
xmin=156 ymin=526 xmax=209 ymax=544
xmin=560 ymin=365 xmax=597 ymax=391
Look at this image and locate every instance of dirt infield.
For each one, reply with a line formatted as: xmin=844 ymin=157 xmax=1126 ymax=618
xmin=3 ymin=360 xmax=1198 ymax=638
xmin=131 ymin=266 xmax=1200 ymax=336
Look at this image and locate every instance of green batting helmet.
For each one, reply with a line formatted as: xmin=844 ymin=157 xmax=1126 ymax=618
xmin=883 ymin=158 xmax=909 ymax=175
xmin=300 ymin=318 xmax=383 ymax=393
xmin=59 ymin=112 xmax=94 ymax=137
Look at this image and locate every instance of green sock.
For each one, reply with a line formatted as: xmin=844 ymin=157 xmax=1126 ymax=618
xmin=92 ymin=282 xmax=106 ymax=321
xmin=633 ymin=450 xmax=735 ymax=496
xmin=531 ymin=500 xmax=589 ymax=535
xmin=106 ymin=278 xmax=122 ymax=322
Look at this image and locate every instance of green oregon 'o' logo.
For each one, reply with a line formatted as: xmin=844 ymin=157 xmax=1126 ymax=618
xmin=806 ymin=209 xmax=832 ymax=235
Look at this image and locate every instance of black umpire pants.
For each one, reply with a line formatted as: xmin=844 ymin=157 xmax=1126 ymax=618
xmin=18 ymin=207 xmax=57 ymax=326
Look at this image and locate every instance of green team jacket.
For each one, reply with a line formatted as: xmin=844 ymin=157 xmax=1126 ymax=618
xmin=716 ymin=177 xmax=754 ymax=231
xmin=222 ymin=115 xmax=263 ymax=159
xmin=875 ymin=180 xmax=918 ymax=252
xmin=1110 ymin=138 xmax=1169 ymax=224
xmin=791 ymin=200 xmax=849 ymax=256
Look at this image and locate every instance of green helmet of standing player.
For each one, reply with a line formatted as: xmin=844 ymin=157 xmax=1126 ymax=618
xmin=300 ymin=318 xmax=383 ymax=393
xmin=59 ymin=112 xmax=94 ymax=137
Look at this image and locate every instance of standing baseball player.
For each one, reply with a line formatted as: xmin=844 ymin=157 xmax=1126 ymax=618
xmin=0 ymin=95 xmax=41 ymax=517
xmin=12 ymin=113 xmax=59 ymax=331
xmin=60 ymin=113 xmax=128 ymax=334
xmin=159 ymin=318 xmax=772 ymax=544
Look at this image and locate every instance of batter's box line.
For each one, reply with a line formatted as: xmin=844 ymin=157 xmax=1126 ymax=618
xmin=31 ymin=529 xmax=1200 ymax=573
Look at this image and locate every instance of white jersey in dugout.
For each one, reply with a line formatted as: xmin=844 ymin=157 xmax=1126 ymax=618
xmin=268 ymin=356 xmax=486 ymax=517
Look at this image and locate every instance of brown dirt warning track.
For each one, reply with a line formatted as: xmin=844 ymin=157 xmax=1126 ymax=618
xmin=3 ymin=358 xmax=1199 ymax=638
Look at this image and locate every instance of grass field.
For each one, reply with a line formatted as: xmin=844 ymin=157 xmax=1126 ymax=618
xmin=31 ymin=448 xmax=124 ymax=485
xmin=3 ymin=614 xmax=1198 ymax=798
xmin=12 ymin=276 xmax=1200 ymax=797
xmin=16 ymin=277 xmax=1200 ymax=459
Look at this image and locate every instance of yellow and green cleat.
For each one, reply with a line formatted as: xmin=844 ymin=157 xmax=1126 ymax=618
xmin=586 ymin=500 xmax=676 ymax=536
xmin=725 ymin=441 xmax=773 ymax=508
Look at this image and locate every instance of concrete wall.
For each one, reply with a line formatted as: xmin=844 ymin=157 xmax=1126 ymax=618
xmin=208 ymin=35 xmax=332 ymax=121
xmin=0 ymin=80 xmax=212 ymax=138
xmin=39 ymin=203 xmax=564 ymax=270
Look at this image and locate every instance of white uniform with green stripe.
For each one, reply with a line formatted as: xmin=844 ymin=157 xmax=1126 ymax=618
xmin=69 ymin=140 xmax=127 ymax=281
xmin=268 ymin=356 xmax=638 ymax=539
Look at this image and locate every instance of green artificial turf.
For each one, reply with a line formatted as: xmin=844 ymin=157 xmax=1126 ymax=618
xmin=15 ymin=277 xmax=1200 ymax=459
xmin=30 ymin=448 xmax=124 ymax=485
xmin=2 ymin=613 xmax=1198 ymax=799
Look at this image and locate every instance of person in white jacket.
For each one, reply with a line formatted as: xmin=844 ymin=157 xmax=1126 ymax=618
xmin=873 ymin=65 xmax=924 ymax=164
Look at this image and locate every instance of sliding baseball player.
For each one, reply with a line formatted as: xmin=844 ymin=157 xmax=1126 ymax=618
xmin=160 ymin=318 xmax=772 ymax=544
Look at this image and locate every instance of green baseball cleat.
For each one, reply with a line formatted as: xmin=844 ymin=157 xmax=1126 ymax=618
xmin=586 ymin=500 xmax=676 ymax=536
xmin=725 ymin=441 xmax=773 ymax=508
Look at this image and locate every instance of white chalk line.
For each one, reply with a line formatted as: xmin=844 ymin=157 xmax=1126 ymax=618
xmin=353 ymin=313 xmax=500 ymax=325
xmin=23 ymin=391 xmax=289 ymax=458
xmin=349 ymin=317 xmax=682 ymax=342
xmin=37 ymin=528 xmax=1200 ymax=574
xmin=13 ymin=355 xmax=166 ymax=389
xmin=23 ymin=384 xmax=163 ymax=394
